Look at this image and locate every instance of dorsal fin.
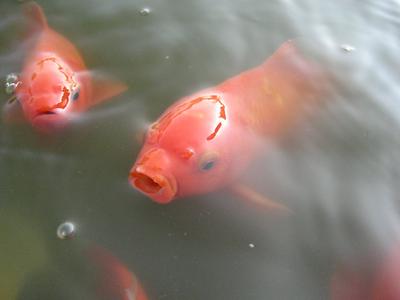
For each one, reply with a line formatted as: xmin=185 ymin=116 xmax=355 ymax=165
xmin=23 ymin=1 xmax=48 ymax=34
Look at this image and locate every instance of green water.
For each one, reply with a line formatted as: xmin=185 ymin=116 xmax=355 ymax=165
xmin=1 ymin=0 xmax=400 ymax=299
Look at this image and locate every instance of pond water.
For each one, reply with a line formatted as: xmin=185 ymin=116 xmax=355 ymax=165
xmin=1 ymin=0 xmax=400 ymax=299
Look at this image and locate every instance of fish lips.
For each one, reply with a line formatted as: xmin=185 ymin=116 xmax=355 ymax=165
xmin=31 ymin=111 xmax=68 ymax=132
xmin=129 ymin=165 xmax=177 ymax=204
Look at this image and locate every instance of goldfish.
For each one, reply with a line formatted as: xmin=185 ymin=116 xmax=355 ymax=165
xmin=3 ymin=2 xmax=126 ymax=132
xmin=89 ymin=245 xmax=149 ymax=300
xmin=129 ymin=40 xmax=327 ymax=207
xmin=330 ymin=263 xmax=372 ymax=300
xmin=16 ymin=244 xmax=149 ymax=300
xmin=331 ymin=243 xmax=400 ymax=300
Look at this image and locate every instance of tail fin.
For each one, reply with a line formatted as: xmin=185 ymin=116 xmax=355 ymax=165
xmin=23 ymin=1 xmax=48 ymax=34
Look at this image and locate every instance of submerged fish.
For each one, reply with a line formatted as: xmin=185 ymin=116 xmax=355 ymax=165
xmin=129 ymin=40 xmax=327 ymax=207
xmin=3 ymin=2 xmax=126 ymax=132
xmin=16 ymin=244 xmax=149 ymax=300
xmin=331 ymin=243 xmax=400 ymax=300
xmin=89 ymin=245 xmax=149 ymax=300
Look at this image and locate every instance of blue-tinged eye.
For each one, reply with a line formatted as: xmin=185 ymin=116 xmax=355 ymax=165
xmin=198 ymin=151 xmax=219 ymax=172
xmin=201 ymin=160 xmax=215 ymax=171
xmin=71 ymin=88 xmax=80 ymax=101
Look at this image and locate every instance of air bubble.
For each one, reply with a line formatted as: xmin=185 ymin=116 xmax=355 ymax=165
xmin=340 ymin=44 xmax=355 ymax=52
xmin=139 ymin=7 xmax=151 ymax=16
xmin=6 ymin=73 xmax=19 ymax=84
xmin=57 ymin=221 xmax=76 ymax=240
xmin=5 ymin=82 xmax=17 ymax=95
xmin=5 ymin=73 xmax=20 ymax=95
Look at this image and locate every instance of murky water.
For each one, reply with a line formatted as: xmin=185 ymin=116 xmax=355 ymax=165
xmin=1 ymin=0 xmax=400 ymax=299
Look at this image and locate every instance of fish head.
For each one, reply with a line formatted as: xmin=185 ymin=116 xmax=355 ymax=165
xmin=17 ymin=55 xmax=82 ymax=131
xmin=130 ymin=93 xmax=251 ymax=203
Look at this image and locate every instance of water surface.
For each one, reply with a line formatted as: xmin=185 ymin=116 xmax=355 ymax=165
xmin=1 ymin=0 xmax=400 ymax=299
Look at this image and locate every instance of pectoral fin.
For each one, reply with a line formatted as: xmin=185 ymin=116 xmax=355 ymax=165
xmin=77 ymin=71 xmax=127 ymax=108
xmin=135 ymin=128 xmax=146 ymax=144
xmin=2 ymin=96 xmax=26 ymax=124
xmin=230 ymin=183 xmax=292 ymax=214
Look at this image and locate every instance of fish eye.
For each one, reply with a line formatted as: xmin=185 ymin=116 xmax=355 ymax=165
xmin=201 ymin=160 xmax=215 ymax=171
xmin=71 ymin=88 xmax=80 ymax=101
xmin=198 ymin=151 xmax=219 ymax=172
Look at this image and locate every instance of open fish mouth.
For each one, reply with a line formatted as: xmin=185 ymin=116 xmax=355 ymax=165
xmin=129 ymin=166 xmax=177 ymax=204
xmin=32 ymin=111 xmax=59 ymax=123
xmin=31 ymin=111 xmax=69 ymax=133
xmin=31 ymin=110 xmax=57 ymax=120
xmin=33 ymin=110 xmax=60 ymax=122
xmin=40 ymin=110 xmax=57 ymax=115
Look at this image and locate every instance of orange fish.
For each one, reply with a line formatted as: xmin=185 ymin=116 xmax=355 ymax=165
xmin=331 ymin=243 xmax=400 ymax=300
xmin=3 ymin=2 xmax=126 ymax=132
xmin=16 ymin=244 xmax=149 ymax=299
xmin=89 ymin=245 xmax=149 ymax=300
xmin=330 ymin=263 xmax=372 ymax=300
xmin=129 ymin=40 xmax=327 ymax=207
xmin=371 ymin=242 xmax=400 ymax=300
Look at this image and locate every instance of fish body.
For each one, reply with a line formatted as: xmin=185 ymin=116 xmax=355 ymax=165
xmin=89 ymin=246 xmax=149 ymax=300
xmin=371 ymin=243 xmax=400 ymax=300
xmin=130 ymin=40 xmax=326 ymax=204
xmin=4 ymin=2 xmax=126 ymax=132
xmin=331 ymin=243 xmax=400 ymax=300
